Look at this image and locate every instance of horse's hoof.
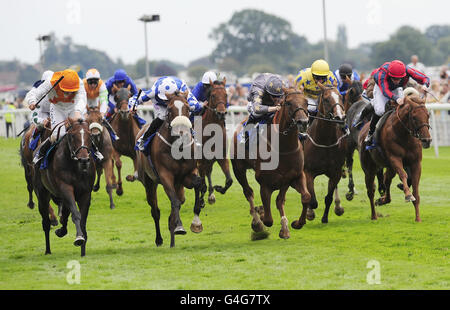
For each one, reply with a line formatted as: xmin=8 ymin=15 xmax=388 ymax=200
xmin=55 ymin=228 xmax=67 ymax=238
xmin=27 ymin=202 xmax=35 ymax=209
xmin=174 ymin=226 xmax=187 ymax=235
xmin=208 ymin=193 xmax=216 ymax=205
xmin=155 ymin=238 xmax=163 ymax=247
xmin=321 ymin=217 xmax=328 ymax=224
xmin=93 ymin=184 xmax=100 ymax=192
xmin=126 ymin=175 xmax=135 ymax=182
xmin=279 ymin=230 xmax=290 ymax=239
xmin=50 ymin=218 xmax=59 ymax=227
xmin=335 ymin=207 xmax=345 ymax=216
xmin=116 ymin=188 xmax=123 ymax=196
xmin=190 ymin=223 xmax=203 ymax=234
xmin=74 ymin=236 xmax=85 ymax=247
xmin=306 ymin=209 xmax=315 ymax=221
xmin=345 ymin=192 xmax=354 ymax=201
xmin=110 ymin=204 xmax=116 ymax=210
xmin=213 ymin=186 xmax=226 ymax=194
xmin=291 ymin=220 xmax=304 ymax=230
xmin=251 ymin=220 xmax=264 ymax=233
xmin=405 ymin=195 xmax=416 ymax=202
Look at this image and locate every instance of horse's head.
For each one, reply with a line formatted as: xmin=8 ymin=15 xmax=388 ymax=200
xmin=114 ymin=88 xmax=132 ymax=120
xmin=318 ymin=83 xmax=346 ymax=126
xmin=344 ymin=80 xmax=363 ymax=112
xmin=281 ymin=86 xmax=309 ymax=133
xmin=403 ymin=95 xmax=432 ymax=148
xmin=86 ymin=109 xmax=103 ymax=146
xmin=166 ymin=91 xmax=192 ymax=144
xmin=206 ymin=77 xmax=228 ymax=121
xmin=65 ymin=118 xmax=92 ymax=172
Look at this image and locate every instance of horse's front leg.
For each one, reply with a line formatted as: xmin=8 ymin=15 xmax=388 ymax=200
xmin=322 ymin=174 xmax=341 ymax=224
xmin=59 ymin=184 xmax=85 ymax=247
xmin=389 ymin=156 xmax=415 ymax=202
xmin=114 ymin=152 xmax=124 ymax=196
xmin=260 ymin=184 xmax=273 ymax=228
xmin=334 ymin=185 xmax=345 ymax=216
xmin=183 ymin=172 xmax=204 ymax=233
xmin=409 ymin=162 xmax=422 ymax=222
xmin=291 ymin=171 xmax=311 ymax=229
xmin=213 ymin=158 xmax=233 ymax=195
xmin=375 ymin=167 xmax=395 ymax=206
xmin=345 ymin=148 xmax=355 ymax=201
xmin=160 ymin=172 xmax=185 ymax=248
xmin=77 ymin=192 xmax=92 ymax=257
xmin=276 ymin=186 xmax=290 ymax=239
xmin=126 ymin=156 xmax=139 ymax=182
xmin=103 ymin=158 xmax=116 ymax=209
xmin=93 ymin=165 xmax=102 ymax=192
xmin=206 ymin=164 xmax=215 ymax=205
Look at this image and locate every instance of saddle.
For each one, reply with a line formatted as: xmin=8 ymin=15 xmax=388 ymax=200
xmin=39 ymin=139 xmax=62 ymax=170
xmin=134 ymin=132 xmax=160 ymax=182
xmin=368 ymin=109 xmax=394 ymax=166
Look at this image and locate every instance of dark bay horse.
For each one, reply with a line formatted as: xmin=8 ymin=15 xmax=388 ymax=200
xmin=86 ymin=108 xmax=116 ymax=209
xmin=136 ymin=91 xmax=204 ymax=247
xmin=231 ymin=87 xmax=310 ymax=238
xmin=303 ymin=84 xmax=347 ymax=224
xmin=343 ymin=81 xmax=385 ymax=201
xmin=196 ymin=78 xmax=233 ymax=207
xmin=33 ymin=118 xmax=96 ymax=256
xmin=358 ymin=95 xmax=431 ymax=222
xmin=19 ymin=122 xmax=58 ymax=226
xmin=109 ymin=88 xmax=141 ymax=195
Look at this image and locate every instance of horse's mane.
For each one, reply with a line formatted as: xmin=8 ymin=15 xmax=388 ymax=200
xmin=405 ymin=94 xmax=426 ymax=106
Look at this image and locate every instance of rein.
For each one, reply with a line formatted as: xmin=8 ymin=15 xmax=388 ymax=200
xmin=311 ymin=88 xmax=346 ymax=124
xmin=65 ymin=121 xmax=90 ymax=161
xmin=395 ymin=104 xmax=431 ymax=139
xmin=275 ymin=91 xmax=309 ymax=136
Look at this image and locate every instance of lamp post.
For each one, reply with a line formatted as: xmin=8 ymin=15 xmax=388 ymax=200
xmin=138 ymin=14 xmax=160 ymax=89
xmin=37 ymin=34 xmax=51 ymax=73
xmin=322 ymin=0 xmax=329 ymax=62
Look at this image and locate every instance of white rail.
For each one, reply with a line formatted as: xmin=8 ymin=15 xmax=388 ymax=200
xmin=1 ymin=104 xmax=449 ymax=157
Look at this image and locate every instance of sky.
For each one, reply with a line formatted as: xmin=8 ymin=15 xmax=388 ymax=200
xmin=1 ymin=0 xmax=449 ymax=66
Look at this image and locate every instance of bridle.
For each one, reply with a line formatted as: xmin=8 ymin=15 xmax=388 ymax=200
xmin=204 ymin=85 xmax=227 ymax=120
xmin=311 ymin=87 xmax=346 ymax=124
xmin=278 ymin=91 xmax=309 ymax=136
xmin=396 ymin=104 xmax=431 ymax=140
xmin=66 ymin=121 xmax=90 ymax=162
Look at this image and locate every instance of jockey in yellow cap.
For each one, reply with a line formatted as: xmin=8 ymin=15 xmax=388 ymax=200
xmin=295 ymin=59 xmax=337 ymax=114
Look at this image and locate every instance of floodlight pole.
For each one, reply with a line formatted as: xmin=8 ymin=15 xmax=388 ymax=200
xmin=139 ymin=15 xmax=160 ymax=89
xmin=37 ymin=34 xmax=51 ymax=73
xmin=322 ymin=0 xmax=329 ymax=62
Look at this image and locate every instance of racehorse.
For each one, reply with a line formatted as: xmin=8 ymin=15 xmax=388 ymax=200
xmin=135 ymin=91 xmax=204 ymax=248
xmin=343 ymin=81 xmax=386 ymax=201
xmin=33 ymin=118 xmax=96 ymax=256
xmin=109 ymin=88 xmax=141 ymax=195
xmin=231 ymin=86 xmax=310 ymax=239
xmin=86 ymin=108 xmax=116 ymax=209
xmin=358 ymin=94 xmax=431 ymax=222
xmin=196 ymin=78 xmax=233 ymax=207
xmin=302 ymin=84 xmax=347 ymax=224
xmin=19 ymin=122 xmax=58 ymax=226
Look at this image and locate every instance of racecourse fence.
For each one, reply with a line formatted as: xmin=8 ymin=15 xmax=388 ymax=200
xmin=1 ymin=103 xmax=450 ymax=157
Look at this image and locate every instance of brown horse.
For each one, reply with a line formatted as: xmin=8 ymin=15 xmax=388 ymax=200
xmin=86 ymin=108 xmax=116 ymax=209
xmin=19 ymin=122 xmax=58 ymax=226
xmin=196 ymin=78 xmax=233 ymax=207
xmin=231 ymin=87 xmax=310 ymax=238
xmin=33 ymin=118 xmax=96 ymax=256
xmin=303 ymin=84 xmax=347 ymax=224
xmin=136 ymin=91 xmax=204 ymax=247
xmin=109 ymin=88 xmax=141 ymax=195
xmin=358 ymin=95 xmax=431 ymax=222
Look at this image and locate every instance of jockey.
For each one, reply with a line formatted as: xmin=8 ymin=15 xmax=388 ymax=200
xmin=333 ymin=63 xmax=360 ymax=96
xmin=105 ymin=69 xmax=138 ymax=119
xmin=27 ymin=69 xmax=102 ymax=164
xmin=295 ymin=59 xmax=337 ymax=115
xmin=136 ymin=76 xmax=201 ymax=151
xmin=25 ymin=70 xmax=54 ymax=131
xmin=365 ymin=60 xmax=430 ymax=147
xmin=191 ymin=71 xmax=218 ymax=104
xmin=83 ymin=68 xmax=108 ymax=116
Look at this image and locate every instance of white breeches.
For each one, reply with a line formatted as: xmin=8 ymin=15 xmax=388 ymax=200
xmin=372 ymin=84 xmax=403 ymax=116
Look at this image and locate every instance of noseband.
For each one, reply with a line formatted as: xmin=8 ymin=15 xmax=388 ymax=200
xmin=312 ymin=88 xmax=345 ymax=124
xmin=396 ymin=104 xmax=431 ymax=140
xmin=205 ymin=86 xmax=227 ymax=119
xmin=66 ymin=122 xmax=90 ymax=161
xmin=280 ymin=91 xmax=309 ymax=135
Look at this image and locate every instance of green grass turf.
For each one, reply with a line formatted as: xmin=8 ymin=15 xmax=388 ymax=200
xmin=0 ymin=137 xmax=448 ymax=290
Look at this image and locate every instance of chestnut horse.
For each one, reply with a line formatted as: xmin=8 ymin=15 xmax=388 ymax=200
xmin=19 ymin=122 xmax=58 ymax=226
xmin=303 ymin=84 xmax=347 ymax=224
xmin=86 ymin=108 xmax=116 ymax=209
xmin=136 ymin=91 xmax=204 ymax=248
xmin=33 ymin=119 xmax=96 ymax=256
xmin=109 ymin=88 xmax=141 ymax=195
xmin=358 ymin=95 xmax=431 ymax=222
xmin=196 ymin=78 xmax=233 ymax=207
xmin=231 ymin=87 xmax=310 ymax=238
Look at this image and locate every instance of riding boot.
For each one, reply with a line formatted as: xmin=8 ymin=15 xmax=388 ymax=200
xmin=364 ymin=114 xmax=381 ymax=145
xmin=138 ymin=118 xmax=164 ymax=151
xmin=102 ymin=118 xmax=120 ymax=141
xmin=354 ymin=104 xmax=374 ymax=128
xmin=33 ymin=137 xmax=52 ymax=165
